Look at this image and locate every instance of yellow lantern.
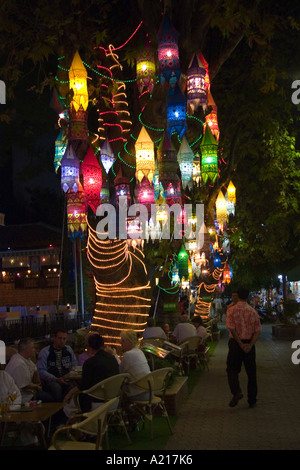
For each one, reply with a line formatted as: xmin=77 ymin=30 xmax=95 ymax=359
xmin=135 ymin=126 xmax=155 ymax=183
xmin=69 ymin=51 xmax=88 ymax=112
xmin=216 ymin=190 xmax=228 ymax=225
xmin=227 ymin=181 xmax=236 ymax=204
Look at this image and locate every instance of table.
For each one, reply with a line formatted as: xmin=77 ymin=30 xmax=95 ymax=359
xmin=0 ymin=402 xmax=64 ymax=449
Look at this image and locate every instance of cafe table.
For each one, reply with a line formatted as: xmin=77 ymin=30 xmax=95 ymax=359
xmin=0 ymin=402 xmax=64 ymax=449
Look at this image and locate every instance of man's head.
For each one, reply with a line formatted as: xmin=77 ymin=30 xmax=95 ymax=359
xmin=18 ymin=338 xmax=36 ymax=359
xmin=237 ymin=287 xmax=250 ymax=301
xmin=191 ymin=316 xmax=203 ymax=327
xmin=180 ymin=313 xmax=189 ymax=323
xmin=231 ymin=291 xmax=239 ymax=304
xmin=53 ymin=329 xmax=68 ymax=350
xmin=87 ymin=333 xmax=104 ymax=352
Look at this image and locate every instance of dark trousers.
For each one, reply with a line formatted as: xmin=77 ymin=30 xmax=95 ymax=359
xmin=226 ymin=338 xmax=258 ymax=405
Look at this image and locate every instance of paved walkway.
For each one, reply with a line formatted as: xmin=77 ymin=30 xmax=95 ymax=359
xmin=165 ymin=323 xmax=300 ymax=450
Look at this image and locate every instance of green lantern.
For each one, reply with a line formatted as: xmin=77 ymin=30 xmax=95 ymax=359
xmin=200 ymin=125 xmax=218 ymax=184
xmin=178 ymin=244 xmax=189 ymax=280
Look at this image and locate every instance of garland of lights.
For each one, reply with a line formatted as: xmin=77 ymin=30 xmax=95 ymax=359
xmin=87 ymin=222 xmax=151 ymax=351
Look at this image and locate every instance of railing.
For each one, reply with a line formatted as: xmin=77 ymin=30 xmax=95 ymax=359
xmin=0 ymin=313 xmax=92 ymax=344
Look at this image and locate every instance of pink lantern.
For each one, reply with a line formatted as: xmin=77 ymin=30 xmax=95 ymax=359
xmin=157 ymin=13 xmax=181 ymax=86
xmin=81 ymin=147 xmax=102 ymax=214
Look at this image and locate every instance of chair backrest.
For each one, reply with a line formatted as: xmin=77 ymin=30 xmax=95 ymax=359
xmin=73 ymin=397 xmax=119 ymax=436
xmin=83 ymin=373 xmax=130 ymax=401
xmin=134 ymin=367 xmax=174 ymax=395
xmin=181 ymin=335 xmax=202 ymax=351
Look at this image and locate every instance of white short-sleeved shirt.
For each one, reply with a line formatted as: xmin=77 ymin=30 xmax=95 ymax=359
xmin=172 ymin=322 xmax=196 ymax=344
xmin=5 ymin=353 xmax=37 ymax=402
xmin=119 ymin=347 xmax=150 ymax=397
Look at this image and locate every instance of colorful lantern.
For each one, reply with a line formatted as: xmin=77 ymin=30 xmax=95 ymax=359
xmin=192 ymin=152 xmax=201 ymax=186
xmin=187 ymin=54 xmax=207 ymax=114
xmin=135 ymin=177 xmax=155 ymax=214
xmin=204 ymin=90 xmax=220 ymax=141
xmin=66 ymin=183 xmax=87 ymax=240
xmin=223 ymin=262 xmax=231 ymax=284
xmin=135 ymin=126 xmax=155 ymax=184
xmin=227 ymin=181 xmax=236 ymax=204
xmin=177 ymin=136 xmax=194 ymax=190
xmin=136 ymin=37 xmax=156 ymax=95
xmin=61 ymin=144 xmax=80 ymax=193
xmin=100 ymin=172 xmax=110 ymax=204
xmin=100 ymin=138 xmax=115 ymax=174
xmin=166 ymin=83 xmax=187 ymax=139
xmin=54 ymin=129 xmax=67 ymax=173
xmin=198 ymin=52 xmax=210 ymax=91
xmin=178 ymin=244 xmax=189 ymax=280
xmin=114 ymin=168 xmax=131 ymax=207
xmin=68 ymin=51 xmax=88 ymax=112
xmin=157 ymin=13 xmax=181 ymax=86
xmin=81 ymin=147 xmax=102 ymax=213
xmin=200 ymin=125 xmax=218 ymax=184
xmin=157 ymin=132 xmax=181 ymax=204
xmin=213 ymin=250 xmax=222 ymax=269
xmin=216 ymin=190 xmax=228 ymax=225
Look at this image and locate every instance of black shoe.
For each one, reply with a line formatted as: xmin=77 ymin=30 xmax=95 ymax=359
xmin=229 ymin=392 xmax=243 ymax=407
xmin=249 ymin=402 xmax=257 ymax=409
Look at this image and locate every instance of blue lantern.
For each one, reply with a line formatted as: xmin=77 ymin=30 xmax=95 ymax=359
xmin=167 ymin=84 xmax=187 ymax=139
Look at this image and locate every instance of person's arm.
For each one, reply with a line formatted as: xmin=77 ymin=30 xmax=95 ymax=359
xmin=229 ymin=329 xmax=244 ymax=348
xmin=243 ymin=330 xmax=260 ymax=353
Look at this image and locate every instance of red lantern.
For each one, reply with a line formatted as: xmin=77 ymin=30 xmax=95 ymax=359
xmin=81 ymin=147 xmax=102 ymax=213
xmin=66 ymin=183 xmax=87 ymax=240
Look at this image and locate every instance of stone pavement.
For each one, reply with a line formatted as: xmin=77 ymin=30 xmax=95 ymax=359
xmin=164 ymin=323 xmax=300 ymax=450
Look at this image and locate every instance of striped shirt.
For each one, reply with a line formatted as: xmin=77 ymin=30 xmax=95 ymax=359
xmin=226 ymin=300 xmax=261 ymax=340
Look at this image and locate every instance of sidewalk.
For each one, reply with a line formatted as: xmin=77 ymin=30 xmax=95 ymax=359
xmin=165 ymin=323 xmax=300 ymax=450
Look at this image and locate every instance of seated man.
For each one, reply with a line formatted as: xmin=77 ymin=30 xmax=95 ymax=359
xmin=142 ymin=317 xmax=167 ymax=340
xmin=171 ymin=313 xmax=196 ymax=344
xmin=5 ymin=337 xmax=53 ymax=404
xmin=64 ymin=333 xmax=120 ymax=415
xmin=37 ymin=329 xmax=78 ymax=402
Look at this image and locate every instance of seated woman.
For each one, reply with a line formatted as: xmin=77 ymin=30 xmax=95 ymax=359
xmin=119 ymin=330 xmax=151 ymax=401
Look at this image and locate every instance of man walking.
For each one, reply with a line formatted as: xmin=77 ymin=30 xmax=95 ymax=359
xmin=226 ymin=287 xmax=261 ymax=408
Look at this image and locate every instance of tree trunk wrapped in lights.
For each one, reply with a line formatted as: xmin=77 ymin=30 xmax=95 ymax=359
xmin=87 ymin=221 xmax=151 ymax=352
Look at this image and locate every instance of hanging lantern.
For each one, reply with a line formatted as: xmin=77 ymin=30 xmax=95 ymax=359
xmin=171 ymin=262 xmax=180 ymax=285
xmin=204 ymin=90 xmax=220 ymax=142
xmin=69 ymin=51 xmax=89 ymax=112
xmin=155 ymin=193 xmax=169 ymax=223
xmin=100 ymin=172 xmax=110 ymax=204
xmin=177 ymin=136 xmax=194 ymax=190
xmin=135 ymin=177 xmax=155 ymax=215
xmin=81 ymin=147 xmax=102 ymax=213
xmin=166 ymin=83 xmax=187 ymax=139
xmin=135 ymin=126 xmax=155 ymax=184
xmin=54 ymin=129 xmax=67 ymax=173
xmin=136 ymin=37 xmax=156 ymax=95
xmin=114 ymin=168 xmax=132 ymax=207
xmin=227 ymin=181 xmax=236 ymax=204
xmin=213 ymin=250 xmax=222 ymax=269
xmin=192 ymin=152 xmax=201 ymax=186
xmin=223 ymin=262 xmax=231 ymax=284
xmin=200 ymin=125 xmax=218 ymax=184
xmin=66 ymin=183 xmax=87 ymax=240
xmin=100 ymin=138 xmax=115 ymax=174
xmin=61 ymin=144 xmax=80 ymax=193
xmin=178 ymin=244 xmax=189 ymax=280
xmin=157 ymin=13 xmax=181 ymax=86
xmin=216 ymin=190 xmax=228 ymax=225
xmin=157 ymin=132 xmax=181 ymax=203
xmin=187 ymin=54 xmax=207 ymax=114
xmin=198 ymin=52 xmax=210 ymax=91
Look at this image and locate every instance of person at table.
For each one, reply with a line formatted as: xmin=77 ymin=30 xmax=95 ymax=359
xmin=37 ymin=329 xmax=78 ymax=402
xmin=170 ymin=313 xmax=196 ymax=344
xmin=118 ymin=329 xmax=151 ymax=401
xmin=5 ymin=337 xmax=53 ymax=404
xmin=191 ymin=316 xmax=208 ymax=341
xmin=0 ymin=370 xmax=38 ymax=447
xmin=63 ymin=333 xmax=119 ymax=415
xmin=142 ymin=317 xmax=167 ymax=340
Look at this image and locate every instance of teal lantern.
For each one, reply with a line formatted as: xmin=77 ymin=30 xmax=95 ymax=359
xmin=177 ymin=136 xmax=194 ymax=190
